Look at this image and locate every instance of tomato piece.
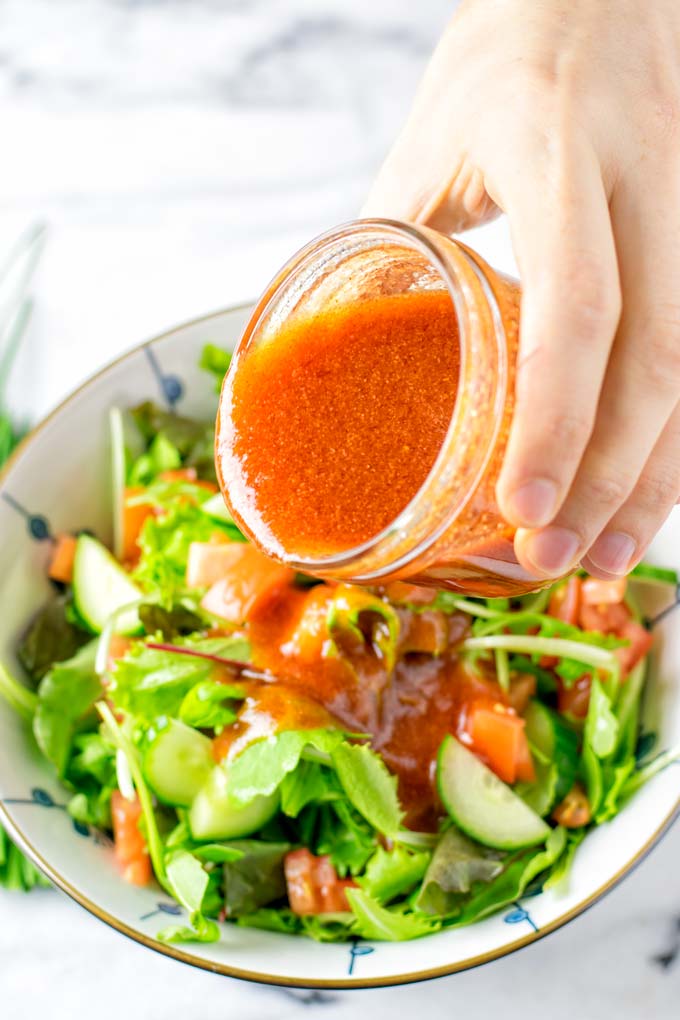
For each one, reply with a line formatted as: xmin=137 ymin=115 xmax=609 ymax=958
xmin=552 ymin=783 xmax=591 ymax=827
xmin=382 ymin=582 xmax=438 ymax=606
xmin=548 ymin=576 xmax=582 ymax=625
xmin=110 ymin=790 xmax=151 ymax=886
xmin=200 ymin=545 xmax=295 ymax=624
xmin=47 ymin=533 xmax=78 ymax=584
xmin=282 ymin=585 xmax=335 ymax=662
xmin=506 ymin=673 xmax=537 ymax=715
xmin=107 ymin=635 xmax=133 ymax=671
xmin=122 ymin=487 xmax=155 ymax=563
xmin=186 ymin=541 xmax=243 ymax=589
xmin=581 ymin=575 xmax=627 ymax=605
xmin=515 ymin=732 xmax=536 ymax=783
xmin=398 ymin=609 xmax=448 ymax=655
xmin=284 ymin=849 xmax=355 ymax=915
xmin=557 ymin=674 xmax=591 ymax=719
xmin=579 ymin=599 xmax=630 ymax=634
xmin=615 ymin=619 xmax=653 ymax=675
xmin=159 ymin=467 xmax=198 ymax=483
xmin=466 ymin=702 xmax=531 ymax=785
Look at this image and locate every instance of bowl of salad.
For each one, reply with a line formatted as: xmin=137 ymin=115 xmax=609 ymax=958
xmin=0 ymin=303 xmax=679 ymax=989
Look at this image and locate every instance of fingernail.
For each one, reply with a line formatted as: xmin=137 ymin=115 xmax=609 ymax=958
xmin=587 ymin=532 xmax=637 ymax=576
xmin=524 ymin=527 xmax=581 ymax=575
xmin=507 ymin=479 xmax=559 ymax=527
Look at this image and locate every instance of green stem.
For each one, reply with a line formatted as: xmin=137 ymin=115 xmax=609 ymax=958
xmin=462 ymin=634 xmax=620 ymax=679
xmin=0 ymin=662 xmax=37 ymax=721
xmin=96 ymin=701 xmax=169 ymax=892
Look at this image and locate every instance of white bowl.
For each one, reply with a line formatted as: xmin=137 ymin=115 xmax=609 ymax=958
xmin=1 ymin=304 xmax=679 ymax=989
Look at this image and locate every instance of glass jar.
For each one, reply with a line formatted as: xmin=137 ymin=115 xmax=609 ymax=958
xmin=218 ymin=218 xmax=549 ymax=597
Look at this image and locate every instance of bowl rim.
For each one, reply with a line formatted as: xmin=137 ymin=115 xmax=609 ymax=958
xmin=1 ymin=303 xmax=679 ymax=989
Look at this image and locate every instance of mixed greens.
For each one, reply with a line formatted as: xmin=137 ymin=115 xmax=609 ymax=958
xmin=0 ymin=345 xmax=678 ymax=942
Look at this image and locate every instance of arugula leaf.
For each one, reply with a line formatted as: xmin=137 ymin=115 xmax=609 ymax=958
xmin=359 ymin=845 xmax=430 ymax=905
xmin=346 ymin=888 xmax=440 ymax=941
xmin=110 ymin=635 xmax=249 ymax=720
xmin=331 ymin=742 xmax=404 ymax=837
xmin=65 ymin=731 xmax=117 ymax=828
xmin=327 ymin=586 xmax=400 ymax=672
xmin=222 ymin=840 xmax=290 ymax=917
xmin=138 ymin=603 xmax=204 ymax=641
xmin=449 ymin=826 xmax=567 ymax=927
xmin=18 ymin=595 xmax=91 ymax=682
xmin=133 ymin=502 xmax=230 ymax=598
xmin=314 ymin=799 xmax=376 ymax=876
xmin=128 ymin=432 xmax=182 ymax=486
xmin=200 ymin=343 xmax=232 ymax=391
xmin=415 ymin=829 xmax=504 ymax=916
xmin=33 ymin=641 xmax=101 ymax=775
xmin=226 ymin=729 xmax=344 ymax=804
xmin=279 ymin=761 xmax=339 ymax=818
xmin=237 ymin=908 xmax=302 ymax=935
xmin=157 ymin=850 xmax=220 ymax=944
xmin=179 ymin=679 xmax=244 ymax=730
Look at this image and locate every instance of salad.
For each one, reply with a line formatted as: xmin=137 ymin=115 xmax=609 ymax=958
xmin=0 ymin=344 xmax=678 ymax=944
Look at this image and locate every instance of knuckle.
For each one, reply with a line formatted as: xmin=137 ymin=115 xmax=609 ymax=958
xmin=561 ymin=256 xmax=621 ymax=336
xmin=637 ymin=308 xmax=680 ymax=392
xmin=586 ymin=471 xmax=632 ymax=511
xmin=535 ymin=410 xmax=594 ymax=451
xmin=633 ymin=470 xmax=680 ymax=513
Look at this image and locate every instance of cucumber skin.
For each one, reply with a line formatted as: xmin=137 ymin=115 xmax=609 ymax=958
xmin=142 ymin=720 xmax=213 ymax=808
xmin=524 ymin=700 xmax=579 ymax=803
xmin=72 ymin=535 xmax=141 ymax=635
xmin=188 ymin=766 xmax=279 ymax=841
xmin=437 ymin=735 xmax=550 ymax=851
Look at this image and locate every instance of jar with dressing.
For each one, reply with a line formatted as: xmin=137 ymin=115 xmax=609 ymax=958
xmin=216 ymin=218 xmax=550 ymax=598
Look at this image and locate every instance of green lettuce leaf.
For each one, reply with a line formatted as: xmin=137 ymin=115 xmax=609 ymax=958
xmin=415 ymin=828 xmax=504 ymax=916
xmin=200 ymin=344 xmax=232 ymax=391
xmin=226 ymin=729 xmax=344 ymax=804
xmin=346 ymin=888 xmax=440 ymax=941
xmin=279 ymin=760 xmax=340 ymax=818
xmin=33 ymin=641 xmax=101 ymax=775
xmin=157 ymin=850 xmax=220 ymax=944
xmin=132 ymin=502 xmax=231 ymax=598
xmin=359 ymin=845 xmax=430 ymax=905
xmin=331 ymin=742 xmax=404 ymax=837
xmin=222 ymin=840 xmax=290 ymax=917
xmin=179 ymin=679 xmax=245 ymax=730
xmin=17 ymin=595 xmax=91 ymax=682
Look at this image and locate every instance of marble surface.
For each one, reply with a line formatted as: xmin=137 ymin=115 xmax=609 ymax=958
xmin=0 ymin=1 xmax=679 ymax=1016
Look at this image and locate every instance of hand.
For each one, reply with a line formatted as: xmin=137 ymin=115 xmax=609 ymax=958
xmin=363 ymin=0 xmax=680 ymax=580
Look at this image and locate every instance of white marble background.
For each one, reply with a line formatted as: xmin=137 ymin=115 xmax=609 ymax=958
xmin=0 ymin=1 xmax=679 ymax=1017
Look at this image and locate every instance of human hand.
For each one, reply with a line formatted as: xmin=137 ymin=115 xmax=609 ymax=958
xmin=363 ymin=0 xmax=680 ymax=580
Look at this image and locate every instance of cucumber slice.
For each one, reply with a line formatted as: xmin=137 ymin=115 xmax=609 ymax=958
xmin=524 ymin=700 xmax=579 ymax=802
xmin=143 ymin=719 xmax=213 ymax=807
xmin=72 ymin=534 xmax=141 ymax=635
xmin=200 ymin=493 xmax=234 ymax=523
xmin=437 ymin=735 xmax=551 ymax=850
xmin=189 ymin=765 xmax=279 ymax=841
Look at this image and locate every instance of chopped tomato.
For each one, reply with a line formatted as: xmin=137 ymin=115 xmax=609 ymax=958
xmin=186 ymin=540 xmax=242 ymax=589
xmin=282 ymin=585 xmax=335 ymax=662
xmin=552 ymin=783 xmax=591 ymax=827
xmin=507 ymin=672 xmax=537 ymax=715
xmin=398 ymin=609 xmax=448 ymax=656
xmin=47 ymin=533 xmax=77 ymax=584
xmin=579 ymin=599 xmax=630 ymax=635
xmin=548 ymin=575 xmax=582 ymax=625
xmin=284 ymin=848 xmax=356 ymax=915
xmin=200 ymin=545 xmax=296 ymax=624
xmin=122 ymin=487 xmax=155 ymax=563
xmin=581 ymin=575 xmax=627 ymax=605
xmin=107 ymin=634 xmax=133 ymax=671
xmin=110 ymin=790 xmax=151 ymax=886
xmin=159 ymin=467 xmax=198 ymax=483
xmin=382 ymin=581 xmax=438 ymax=606
xmin=557 ymin=673 xmax=592 ymax=719
xmin=615 ymin=619 xmax=653 ymax=674
xmin=466 ymin=702 xmax=534 ymax=785
xmin=515 ymin=731 xmax=537 ymax=783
